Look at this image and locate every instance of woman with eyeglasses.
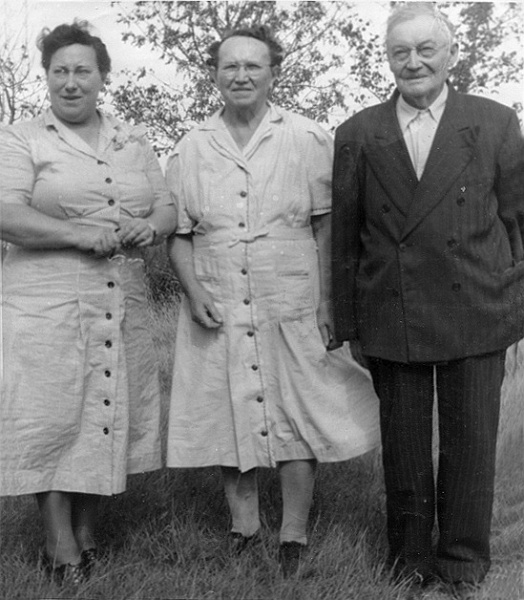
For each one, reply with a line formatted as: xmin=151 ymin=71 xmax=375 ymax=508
xmin=165 ymin=25 xmax=380 ymax=577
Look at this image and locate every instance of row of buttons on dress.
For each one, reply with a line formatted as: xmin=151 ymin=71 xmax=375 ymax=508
xmin=100 ymin=160 xmax=116 ymax=435
xmin=237 ymin=191 xmax=268 ymax=439
xmin=97 ymin=159 xmax=116 ymax=207
xmin=102 ymin=277 xmax=116 ymax=435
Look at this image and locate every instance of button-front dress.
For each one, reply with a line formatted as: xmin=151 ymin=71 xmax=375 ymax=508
xmin=166 ymin=105 xmax=380 ymax=472
xmin=0 ymin=110 xmax=173 ymax=496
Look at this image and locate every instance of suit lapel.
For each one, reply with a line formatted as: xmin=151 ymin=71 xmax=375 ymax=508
xmin=366 ymin=96 xmax=418 ymax=218
xmin=400 ymin=88 xmax=479 ymax=240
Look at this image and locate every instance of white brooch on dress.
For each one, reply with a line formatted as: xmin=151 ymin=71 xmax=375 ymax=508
xmin=111 ymin=123 xmax=148 ymax=151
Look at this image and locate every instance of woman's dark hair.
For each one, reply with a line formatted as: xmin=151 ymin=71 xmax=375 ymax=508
xmin=38 ymin=20 xmax=111 ymax=77
xmin=206 ymin=25 xmax=285 ymax=69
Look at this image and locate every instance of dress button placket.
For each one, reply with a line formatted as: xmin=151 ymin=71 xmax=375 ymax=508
xmin=100 ymin=262 xmax=119 ymax=442
xmin=91 ymin=158 xmax=118 ymax=447
xmin=234 ymin=175 xmax=273 ymax=466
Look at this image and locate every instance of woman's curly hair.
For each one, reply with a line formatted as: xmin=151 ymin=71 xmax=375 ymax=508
xmin=37 ymin=20 xmax=111 ymax=77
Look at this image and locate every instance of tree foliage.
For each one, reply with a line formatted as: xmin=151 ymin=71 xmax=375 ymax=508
xmin=448 ymin=1 xmax=523 ymax=100
xmin=0 ymin=41 xmax=46 ymax=126
xmin=111 ymin=0 xmax=389 ymax=152
xmin=111 ymin=1 xmax=522 ymax=155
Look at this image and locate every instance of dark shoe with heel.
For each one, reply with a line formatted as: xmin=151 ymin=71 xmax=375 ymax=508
xmin=278 ymin=541 xmax=306 ymax=578
xmin=81 ymin=547 xmax=99 ymax=577
xmin=41 ymin=554 xmax=87 ymax=585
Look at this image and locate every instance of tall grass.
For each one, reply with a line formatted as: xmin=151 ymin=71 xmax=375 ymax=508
xmin=1 ymin=252 xmax=523 ymax=599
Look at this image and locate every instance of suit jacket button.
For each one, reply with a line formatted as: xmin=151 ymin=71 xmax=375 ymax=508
xmin=399 ymin=243 xmax=407 ymax=252
xmin=381 ymin=204 xmax=391 ymax=214
xmin=452 ymin=282 xmax=461 ymax=292
xmin=457 ymin=197 xmax=466 ymax=206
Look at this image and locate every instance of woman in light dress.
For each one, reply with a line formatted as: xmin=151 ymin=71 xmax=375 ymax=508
xmin=0 ymin=22 xmax=176 ymax=583
xmin=166 ymin=25 xmax=380 ymax=576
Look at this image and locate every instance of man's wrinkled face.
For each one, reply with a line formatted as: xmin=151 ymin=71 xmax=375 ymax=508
xmin=387 ymin=15 xmax=458 ymax=108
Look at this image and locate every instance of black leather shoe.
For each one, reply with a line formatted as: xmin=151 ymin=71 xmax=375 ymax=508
xmin=443 ymin=581 xmax=481 ymax=599
xmin=81 ymin=547 xmax=99 ymax=577
xmin=42 ymin=554 xmax=86 ymax=585
xmin=229 ymin=532 xmax=260 ymax=556
xmin=391 ymin=560 xmax=436 ymax=588
xmin=278 ymin=541 xmax=306 ymax=578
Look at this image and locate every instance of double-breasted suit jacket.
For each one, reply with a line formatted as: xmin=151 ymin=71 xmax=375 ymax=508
xmin=332 ymin=85 xmax=524 ymax=363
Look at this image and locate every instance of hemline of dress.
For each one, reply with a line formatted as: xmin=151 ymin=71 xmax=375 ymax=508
xmin=166 ymin=438 xmax=380 ymax=473
xmin=0 ymin=457 xmax=162 ymax=497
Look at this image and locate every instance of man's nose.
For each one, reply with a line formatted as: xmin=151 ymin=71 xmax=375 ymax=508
xmin=406 ymin=49 xmax=422 ymax=69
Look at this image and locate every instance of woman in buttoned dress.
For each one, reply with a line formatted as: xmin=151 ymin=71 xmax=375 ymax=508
xmin=166 ymin=25 xmax=380 ymax=576
xmin=0 ymin=22 xmax=176 ymax=582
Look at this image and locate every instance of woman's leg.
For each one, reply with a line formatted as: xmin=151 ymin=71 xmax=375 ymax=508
xmin=221 ymin=467 xmax=260 ymax=537
xmin=36 ymin=491 xmax=81 ymax=566
xmin=278 ymin=459 xmax=316 ymax=544
xmin=72 ymin=493 xmax=100 ymax=552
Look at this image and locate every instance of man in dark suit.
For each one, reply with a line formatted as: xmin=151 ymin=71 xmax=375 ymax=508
xmin=332 ymin=3 xmax=524 ymax=595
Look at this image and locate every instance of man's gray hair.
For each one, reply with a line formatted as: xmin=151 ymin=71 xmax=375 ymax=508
xmin=386 ymin=2 xmax=456 ymax=45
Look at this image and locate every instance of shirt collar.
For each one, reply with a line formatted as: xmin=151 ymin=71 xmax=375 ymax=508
xmin=396 ymin=83 xmax=449 ymax=133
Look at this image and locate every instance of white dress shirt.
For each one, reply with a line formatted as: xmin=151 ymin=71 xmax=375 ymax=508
xmin=397 ymin=84 xmax=448 ymax=179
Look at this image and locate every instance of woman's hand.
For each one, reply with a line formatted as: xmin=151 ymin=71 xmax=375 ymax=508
xmin=188 ymin=285 xmax=223 ymax=329
xmin=76 ymin=226 xmax=121 ymax=257
xmin=118 ymin=218 xmax=156 ymax=248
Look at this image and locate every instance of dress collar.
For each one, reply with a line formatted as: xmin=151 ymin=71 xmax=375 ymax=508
xmin=200 ymin=101 xmax=284 ymax=131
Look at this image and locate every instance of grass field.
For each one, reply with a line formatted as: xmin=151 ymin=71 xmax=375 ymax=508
xmin=1 ymin=274 xmax=523 ymax=600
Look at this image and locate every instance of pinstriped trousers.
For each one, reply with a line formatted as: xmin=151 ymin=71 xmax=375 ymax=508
xmin=368 ymin=350 xmax=506 ymax=584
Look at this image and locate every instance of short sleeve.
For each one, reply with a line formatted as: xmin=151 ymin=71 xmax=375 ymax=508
xmin=306 ymin=124 xmax=333 ymax=216
xmin=165 ymin=148 xmax=194 ymax=234
xmin=0 ymin=124 xmax=35 ymax=207
xmin=143 ymin=139 xmax=173 ymax=209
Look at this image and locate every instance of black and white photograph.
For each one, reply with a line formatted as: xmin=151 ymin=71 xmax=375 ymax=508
xmin=1 ymin=1 xmax=523 ymax=599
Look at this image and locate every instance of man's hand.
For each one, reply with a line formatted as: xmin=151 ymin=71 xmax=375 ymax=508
xmin=349 ymin=339 xmax=369 ymax=369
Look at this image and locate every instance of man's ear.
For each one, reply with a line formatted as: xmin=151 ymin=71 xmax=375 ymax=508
xmin=448 ymin=42 xmax=459 ymax=68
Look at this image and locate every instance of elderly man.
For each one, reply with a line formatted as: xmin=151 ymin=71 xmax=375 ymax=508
xmin=332 ymin=2 xmax=524 ymax=595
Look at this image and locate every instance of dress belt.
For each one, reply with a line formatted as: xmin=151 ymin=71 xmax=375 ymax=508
xmin=192 ymin=226 xmax=313 ymax=249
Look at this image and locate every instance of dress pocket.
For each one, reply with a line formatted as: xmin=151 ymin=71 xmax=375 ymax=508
xmin=277 ymin=270 xmax=315 ymax=321
xmin=194 ymin=250 xmax=221 ymax=283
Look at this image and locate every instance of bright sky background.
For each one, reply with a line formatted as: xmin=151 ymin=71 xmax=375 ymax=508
xmin=2 ymin=0 xmax=523 ymax=109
